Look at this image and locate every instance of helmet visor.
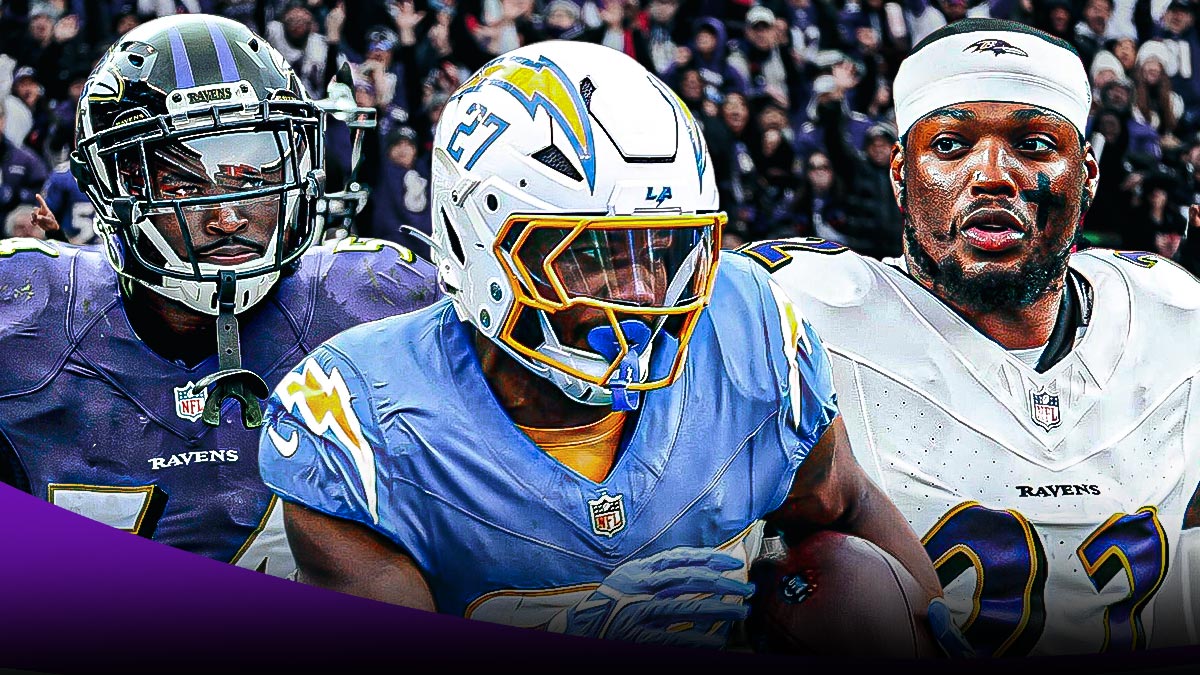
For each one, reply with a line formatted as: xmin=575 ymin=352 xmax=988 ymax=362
xmin=117 ymin=129 xmax=301 ymax=203
xmin=138 ymin=131 xmax=296 ymax=202
xmin=504 ymin=214 xmax=722 ymax=312
xmin=110 ymin=126 xmax=316 ymax=280
xmin=494 ymin=213 xmax=725 ymax=395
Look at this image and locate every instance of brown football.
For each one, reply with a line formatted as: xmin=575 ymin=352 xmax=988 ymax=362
xmin=746 ymin=530 xmax=942 ymax=658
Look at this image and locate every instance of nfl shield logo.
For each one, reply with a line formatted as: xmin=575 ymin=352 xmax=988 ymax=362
xmin=1029 ymin=387 xmax=1061 ymax=431
xmin=174 ymin=382 xmax=208 ymax=422
xmin=587 ymin=492 xmax=627 ymax=537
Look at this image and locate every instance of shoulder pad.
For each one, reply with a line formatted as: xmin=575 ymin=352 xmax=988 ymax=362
xmin=1074 ymin=249 xmax=1200 ymax=312
xmin=733 ymin=237 xmax=876 ymax=309
xmin=261 ymin=341 xmax=383 ymax=525
xmin=1070 ymin=248 xmax=1200 ymax=369
xmin=0 ymin=241 xmax=94 ymax=396
xmin=709 ymin=255 xmax=840 ymax=452
xmin=280 ymin=237 xmax=440 ymax=347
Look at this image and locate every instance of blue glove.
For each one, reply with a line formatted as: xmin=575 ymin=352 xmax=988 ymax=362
xmin=557 ymin=546 xmax=755 ymax=649
xmin=928 ymin=597 xmax=975 ymax=658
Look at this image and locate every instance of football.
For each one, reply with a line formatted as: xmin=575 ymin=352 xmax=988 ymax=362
xmin=746 ymin=530 xmax=942 ymax=657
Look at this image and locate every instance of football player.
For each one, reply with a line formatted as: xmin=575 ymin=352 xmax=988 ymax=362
xmin=0 ymin=15 xmax=436 ymax=577
xmin=258 ymin=41 xmax=941 ymax=649
xmin=743 ymin=18 xmax=1200 ymax=654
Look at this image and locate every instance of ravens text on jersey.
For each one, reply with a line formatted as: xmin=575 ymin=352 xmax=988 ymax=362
xmin=748 ymin=239 xmax=1200 ymax=654
xmin=0 ymin=239 xmax=435 ymax=576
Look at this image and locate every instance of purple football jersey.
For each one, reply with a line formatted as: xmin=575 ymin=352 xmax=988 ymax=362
xmin=0 ymin=237 xmax=437 ymax=576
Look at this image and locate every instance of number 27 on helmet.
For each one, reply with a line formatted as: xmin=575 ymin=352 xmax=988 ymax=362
xmin=432 ymin=41 xmax=724 ymax=410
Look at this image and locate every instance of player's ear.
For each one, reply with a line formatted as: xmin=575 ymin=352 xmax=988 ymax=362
xmin=1082 ymin=142 xmax=1100 ymax=209
xmin=890 ymin=142 xmax=906 ymax=210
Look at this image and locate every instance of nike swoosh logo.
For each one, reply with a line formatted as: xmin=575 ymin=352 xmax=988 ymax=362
xmin=267 ymin=427 xmax=299 ymax=457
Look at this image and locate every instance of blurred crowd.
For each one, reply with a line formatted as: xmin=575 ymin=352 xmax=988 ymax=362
xmin=2 ymin=0 xmax=1199 ymax=273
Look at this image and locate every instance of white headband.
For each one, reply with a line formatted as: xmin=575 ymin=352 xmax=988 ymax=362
xmin=894 ymin=23 xmax=1091 ymax=138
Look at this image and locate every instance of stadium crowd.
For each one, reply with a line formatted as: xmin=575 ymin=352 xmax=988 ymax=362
xmin=2 ymin=0 xmax=1199 ymax=272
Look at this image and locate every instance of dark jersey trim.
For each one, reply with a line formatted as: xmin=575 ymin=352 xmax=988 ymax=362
xmin=1034 ymin=270 xmax=1089 ymax=373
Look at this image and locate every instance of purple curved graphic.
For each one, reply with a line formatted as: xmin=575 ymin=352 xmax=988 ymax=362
xmin=1 ymin=484 xmax=1199 ymax=674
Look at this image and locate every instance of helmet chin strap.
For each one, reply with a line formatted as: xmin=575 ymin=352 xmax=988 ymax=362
xmin=586 ymin=320 xmax=653 ymax=412
xmin=189 ymin=270 xmax=270 ymax=428
xmin=521 ymin=241 xmax=707 ymax=412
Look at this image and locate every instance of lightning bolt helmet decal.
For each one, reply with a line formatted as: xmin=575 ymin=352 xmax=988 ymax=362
xmin=452 ymin=54 xmax=598 ymax=192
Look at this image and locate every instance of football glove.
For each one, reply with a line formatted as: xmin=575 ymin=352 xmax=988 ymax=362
xmin=554 ymin=546 xmax=755 ymax=649
xmin=928 ymin=597 xmax=976 ymax=658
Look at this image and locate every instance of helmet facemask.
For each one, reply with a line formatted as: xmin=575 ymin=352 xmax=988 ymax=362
xmin=71 ymin=15 xmax=329 ymax=430
xmin=431 ymin=41 xmax=723 ymax=412
xmin=76 ymin=101 xmax=324 ymax=315
xmin=75 ymin=108 xmax=323 ymax=429
xmin=495 ymin=214 xmax=723 ymax=410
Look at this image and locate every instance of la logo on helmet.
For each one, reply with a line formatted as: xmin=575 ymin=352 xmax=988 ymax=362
xmin=645 ymin=186 xmax=673 ymax=206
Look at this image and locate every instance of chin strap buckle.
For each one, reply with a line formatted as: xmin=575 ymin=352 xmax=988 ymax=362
xmin=608 ymin=351 xmax=642 ymax=412
xmin=192 ymin=271 xmax=269 ymax=428
xmin=587 ymin=320 xmax=652 ymax=412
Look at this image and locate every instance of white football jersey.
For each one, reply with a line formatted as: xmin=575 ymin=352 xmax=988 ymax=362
xmin=745 ymin=239 xmax=1200 ymax=656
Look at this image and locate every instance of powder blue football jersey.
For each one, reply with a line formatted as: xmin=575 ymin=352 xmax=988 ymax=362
xmin=259 ymin=254 xmax=838 ymax=621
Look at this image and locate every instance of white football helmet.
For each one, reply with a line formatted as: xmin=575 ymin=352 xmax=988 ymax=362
xmin=431 ymin=41 xmax=723 ymax=409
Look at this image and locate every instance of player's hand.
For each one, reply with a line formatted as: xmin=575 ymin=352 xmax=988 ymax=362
xmin=30 ymin=194 xmax=59 ymax=232
xmin=831 ymin=59 xmax=858 ymax=91
xmin=500 ymin=0 xmax=525 ymax=22
xmin=1120 ymin=172 xmax=1143 ymax=192
xmin=927 ymin=597 xmax=975 ymax=658
xmin=856 ymin=26 xmax=879 ymax=53
xmin=599 ymin=0 xmax=624 ymax=27
xmin=1189 ymin=204 xmax=1199 ymax=234
xmin=555 ymin=546 xmax=754 ymax=649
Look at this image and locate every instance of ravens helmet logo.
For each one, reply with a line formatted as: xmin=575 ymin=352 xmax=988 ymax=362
xmin=962 ymin=39 xmax=1030 ymax=57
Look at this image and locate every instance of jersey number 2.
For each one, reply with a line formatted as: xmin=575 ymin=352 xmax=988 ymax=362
xmin=923 ymin=502 xmax=1168 ymax=656
xmin=736 ymin=237 xmax=848 ymax=272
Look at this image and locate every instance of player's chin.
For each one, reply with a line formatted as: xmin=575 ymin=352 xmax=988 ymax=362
xmin=945 ymin=247 xmax=1023 ymax=280
xmin=566 ymin=312 xmax=657 ymax=347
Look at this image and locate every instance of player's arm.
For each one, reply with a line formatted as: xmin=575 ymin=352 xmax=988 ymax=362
xmin=282 ymin=500 xmax=436 ymax=611
xmin=1186 ymin=488 xmax=1200 ymax=533
xmin=260 ymin=346 xmax=436 ymax=608
xmin=1177 ymin=245 xmax=1200 ymax=644
xmin=1145 ymin=264 xmax=1200 ymax=648
xmin=768 ymin=415 xmax=943 ymax=604
xmin=1148 ymin=481 xmax=1200 ymax=648
xmin=1182 ymin=492 xmax=1200 ymax=643
xmin=755 ymin=274 xmax=941 ymax=603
